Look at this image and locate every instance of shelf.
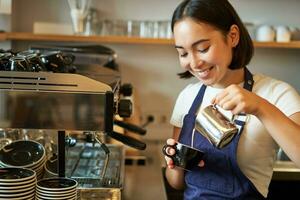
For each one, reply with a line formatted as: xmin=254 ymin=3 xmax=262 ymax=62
xmin=0 ymin=32 xmax=172 ymax=45
xmin=253 ymin=41 xmax=300 ymax=49
xmin=1 ymin=32 xmax=300 ymax=48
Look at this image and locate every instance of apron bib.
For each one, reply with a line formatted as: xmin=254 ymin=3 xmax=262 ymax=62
xmin=178 ymin=68 xmax=265 ymax=199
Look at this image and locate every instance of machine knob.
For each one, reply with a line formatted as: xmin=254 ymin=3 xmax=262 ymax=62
xmin=118 ymin=99 xmax=132 ymax=118
xmin=120 ymin=83 xmax=133 ymax=96
xmin=65 ymin=136 xmax=77 ymax=147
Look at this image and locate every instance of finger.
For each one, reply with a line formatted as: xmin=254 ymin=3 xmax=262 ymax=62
xmin=231 ymin=103 xmax=245 ymax=115
xmin=168 ymin=164 xmax=175 ymax=169
xmin=165 ymin=156 xmax=175 ymax=169
xmin=165 ymin=147 xmax=175 ymax=155
xmin=198 ymin=160 xmax=205 ymax=167
xmin=166 ymin=138 xmax=176 ymax=145
xmin=217 ymin=94 xmax=233 ymax=109
xmin=222 ymin=95 xmax=246 ymax=113
xmin=214 ymin=90 xmax=229 ymax=105
xmin=211 ymin=97 xmax=216 ymax=105
xmin=164 ymin=156 xmax=173 ymax=164
xmin=221 ymin=99 xmax=237 ymax=111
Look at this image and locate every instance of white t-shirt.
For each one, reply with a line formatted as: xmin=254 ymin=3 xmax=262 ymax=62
xmin=170 ymin=73 xmax=300 ymax=197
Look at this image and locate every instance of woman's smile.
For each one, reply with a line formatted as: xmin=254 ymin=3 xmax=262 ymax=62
xmin=192 ymin=66 xmax=215 ymax=79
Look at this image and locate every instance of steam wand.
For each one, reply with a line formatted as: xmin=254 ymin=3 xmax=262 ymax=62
xmin=94 ymin=132 xmax=110 ymax=183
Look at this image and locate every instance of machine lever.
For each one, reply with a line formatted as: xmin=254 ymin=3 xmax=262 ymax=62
xmin=114 ymin=119 xmax=147 ymax=135
xmin=107 ymin=131 xmax=146 ymax=150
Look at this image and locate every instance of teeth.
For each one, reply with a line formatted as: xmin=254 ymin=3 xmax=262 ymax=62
xmin=192 ymin=66 xmax=213 ymax=78
xmin=198 ymin=69 xmax=209 ymax=73
xmin=193 ymin=66 xmax=213 ymax=77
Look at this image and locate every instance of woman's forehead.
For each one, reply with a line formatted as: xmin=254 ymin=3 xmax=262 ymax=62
xmin=174 ymin=18 xmax=219 ymax=35
xmin=174 ymin=19 xmax=222 ymax=46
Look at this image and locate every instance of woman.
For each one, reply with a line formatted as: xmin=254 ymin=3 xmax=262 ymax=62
xmin=164 ymin=0 xmax=300 ymax=199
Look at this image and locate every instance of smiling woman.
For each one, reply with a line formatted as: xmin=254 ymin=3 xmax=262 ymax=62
xmin=163 ymin=0 xmax=300 ymax=199
xmin=174 ymin=18 xmax=243 ymax=87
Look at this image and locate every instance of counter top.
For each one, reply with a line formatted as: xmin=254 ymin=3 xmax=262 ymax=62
xmin=272 ymin=161 xmax=300 ymax=181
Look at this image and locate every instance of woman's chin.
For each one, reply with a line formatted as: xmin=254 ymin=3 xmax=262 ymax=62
xmin=195 ymin=77 xmax=216 ymax=86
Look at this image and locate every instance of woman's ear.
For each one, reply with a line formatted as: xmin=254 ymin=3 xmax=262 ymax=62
xmin=228 ymin=24 xmax=240 ymax=47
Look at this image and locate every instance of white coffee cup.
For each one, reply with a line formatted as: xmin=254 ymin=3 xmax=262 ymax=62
xmin=256 ymin=25 xmax=276 ymax=42
xmin=276 ymin=25 xmax=291 ymax=42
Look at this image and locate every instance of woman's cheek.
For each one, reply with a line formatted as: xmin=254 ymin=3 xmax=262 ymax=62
xmin=179 ymin=59 xmax=189 ymax=70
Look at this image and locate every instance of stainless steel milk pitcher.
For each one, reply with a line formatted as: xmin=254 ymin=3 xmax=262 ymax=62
xmin=195 ymin=105 xmax=238 ymax=148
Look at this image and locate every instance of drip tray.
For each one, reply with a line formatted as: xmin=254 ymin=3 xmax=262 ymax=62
xmin=66 ymin=143 xmax=125 ymax=189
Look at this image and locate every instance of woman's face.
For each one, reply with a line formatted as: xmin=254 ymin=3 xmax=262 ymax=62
xmin=173 ymin=18 xmax=239 ymax=87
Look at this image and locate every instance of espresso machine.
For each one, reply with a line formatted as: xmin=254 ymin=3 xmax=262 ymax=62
xmin=0 ymin=47 xmax=146 ymax=199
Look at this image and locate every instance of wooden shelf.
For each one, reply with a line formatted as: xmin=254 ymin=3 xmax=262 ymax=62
xmin=0 ymin=32 xmax=172 ymax=45
xmin=253 ymin=41 xmax=300 ymax=49
xmin=1 ymin=32 xmax=300 ymax=48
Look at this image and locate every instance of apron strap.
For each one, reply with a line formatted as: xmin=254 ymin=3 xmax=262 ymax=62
xmin=188 ymin=84 xmax=207 ymax=115
xmin=243 ymin=67 xmax=254 ymax=91
xmin=234 ymin=67 xmax=254 ymax=133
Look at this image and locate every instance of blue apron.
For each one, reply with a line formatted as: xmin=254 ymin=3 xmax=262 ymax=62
xmin=178 ymin=68 xmax=265 ymax=199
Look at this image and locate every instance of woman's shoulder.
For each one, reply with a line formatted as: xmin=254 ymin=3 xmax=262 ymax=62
xmin=253 ymin=73 xmax=300 ymax=104
xmin=253 ymin=73 xmax=295 ymax=92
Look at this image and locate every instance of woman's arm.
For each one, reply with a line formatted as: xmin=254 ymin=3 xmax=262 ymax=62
xmin=213 ymin=84 xmax=300 ymax=167
xmin=165 ymin=126 xmax=185 ymax=190
xmin=256 ymin=99 xmax=300 ymax=167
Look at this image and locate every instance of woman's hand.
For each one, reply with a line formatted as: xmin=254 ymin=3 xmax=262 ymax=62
xmin=164 ymin=138 xmax=177 ymax=169
xmin=164 ymin=138 xmax=205 ymax=169
xmin=211 ymin=84 xmax=264 ymax=116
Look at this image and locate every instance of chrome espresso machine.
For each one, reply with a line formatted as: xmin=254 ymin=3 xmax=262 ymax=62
xmin=0 ymin=47 xmax=146 ymax=199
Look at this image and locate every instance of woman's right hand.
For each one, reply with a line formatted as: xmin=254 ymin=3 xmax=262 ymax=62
xmin=164 ymin=138 xmax=177 ymax=169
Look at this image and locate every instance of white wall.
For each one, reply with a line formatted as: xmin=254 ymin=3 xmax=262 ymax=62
xmin=10 ymin=0 xmax=300 ymax=140
xmin=0 ymin=12 xmax=11 ymax=49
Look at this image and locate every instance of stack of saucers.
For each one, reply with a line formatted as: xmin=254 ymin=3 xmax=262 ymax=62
xmin=0 ymin=167 xmax=36 ymax=199
xmin=36 ymin=177 xmax=78 ymax=200
xmin=0 ymin=140 xmax=46 ymax=180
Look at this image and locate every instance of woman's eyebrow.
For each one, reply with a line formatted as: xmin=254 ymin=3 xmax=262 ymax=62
xmin=175 ymin=39 xmax=209 ymax=49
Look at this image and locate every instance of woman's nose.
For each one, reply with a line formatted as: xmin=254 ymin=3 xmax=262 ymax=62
xmin=190 ymin=54 xmax=204 ymax=70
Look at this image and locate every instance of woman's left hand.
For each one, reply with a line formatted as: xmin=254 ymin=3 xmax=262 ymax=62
xmin=211 ymin=84 xmax=263 ymax=115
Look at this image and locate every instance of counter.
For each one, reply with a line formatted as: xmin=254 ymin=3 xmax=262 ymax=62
xmin=273 ymin=161 xmax=300 ymax=181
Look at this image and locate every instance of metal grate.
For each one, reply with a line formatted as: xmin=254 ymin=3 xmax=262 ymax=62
xmin=66 ymin=144 xmax=124 ymax=189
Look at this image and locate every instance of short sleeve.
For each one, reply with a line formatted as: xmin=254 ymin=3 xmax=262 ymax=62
xmin=170 ymin=90 xmax=186 ymax=127
xmin=270 ymin=81 xmax=300 ymax=116
xmin=170 ymin=83 xmax=200 ymax=127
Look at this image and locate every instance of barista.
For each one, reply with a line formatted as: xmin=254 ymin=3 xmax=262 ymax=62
xmin=164 ymin=0 xmax=300 ymax=199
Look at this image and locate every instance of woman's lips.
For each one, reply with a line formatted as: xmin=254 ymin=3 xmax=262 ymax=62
xmin=194 ymin=66 xmax=214 ymax=79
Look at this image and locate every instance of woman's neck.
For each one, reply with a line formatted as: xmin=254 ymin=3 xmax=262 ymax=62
xmin=213 ymin=68 xmax=245 ymax=88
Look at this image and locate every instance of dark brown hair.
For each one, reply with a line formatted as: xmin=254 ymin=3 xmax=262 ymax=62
xmin=172 ymin=0 xmax=254 ymax=79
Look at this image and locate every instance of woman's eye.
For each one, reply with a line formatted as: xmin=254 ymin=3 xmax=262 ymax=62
xmin=198 ymin=46 xmax=210 ymax=53
xmin=179 ymin=52 xmax=188 ymax=57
